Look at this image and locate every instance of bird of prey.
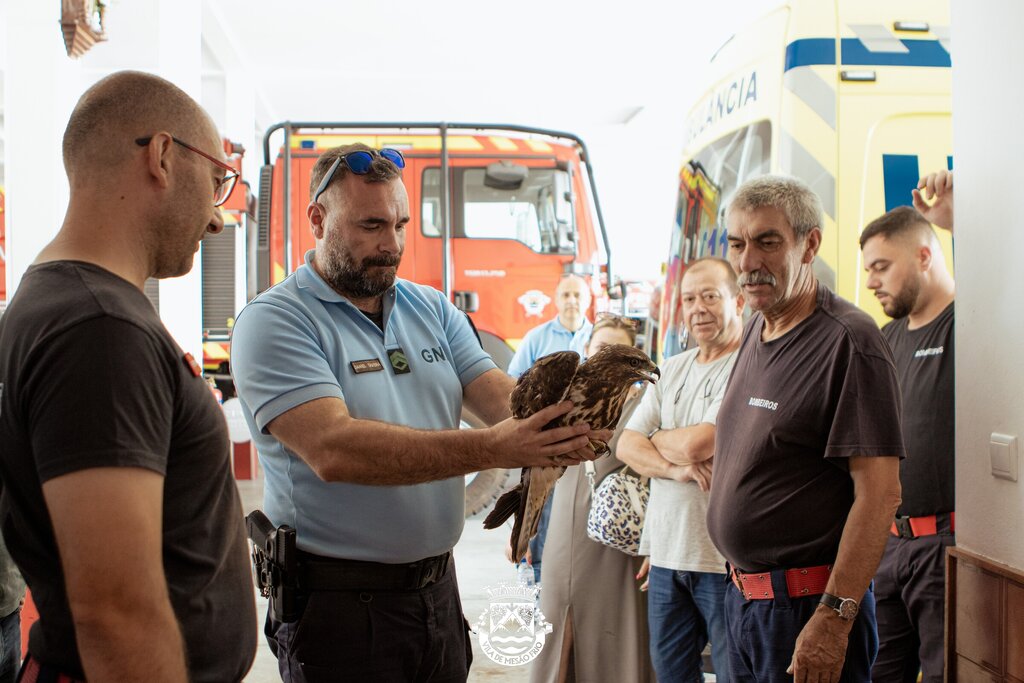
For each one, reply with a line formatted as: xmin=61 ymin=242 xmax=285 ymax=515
xmin=483 ymin=344 xmax=660 ymax=562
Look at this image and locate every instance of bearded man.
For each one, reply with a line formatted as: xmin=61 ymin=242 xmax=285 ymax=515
xmin=230 ymin=143 xmax=606 ymax=683
xmin=860 ymin=172 xmax=956 ymax=683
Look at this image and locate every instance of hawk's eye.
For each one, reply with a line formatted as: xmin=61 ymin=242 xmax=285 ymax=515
xmin=630 ymin=359 xmax=639 ymax=367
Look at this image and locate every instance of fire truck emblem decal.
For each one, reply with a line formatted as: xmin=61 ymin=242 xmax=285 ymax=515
xmin=517 ymin=290 xmax=551 ymax=318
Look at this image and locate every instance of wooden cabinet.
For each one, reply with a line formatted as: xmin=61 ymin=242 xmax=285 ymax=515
xmin=947 ymin=547 xmax=1024 ymax=682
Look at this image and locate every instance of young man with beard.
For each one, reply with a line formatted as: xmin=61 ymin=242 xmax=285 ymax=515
xmin=230 ymin=143 xmax=607 ymax=683
xmin=0 ymin=71 xmax=256 ymax=682
xmin=859 ymin=170 xmax=955 ymax=683
xmin=707 ymin=175 xmax=904 ymax=682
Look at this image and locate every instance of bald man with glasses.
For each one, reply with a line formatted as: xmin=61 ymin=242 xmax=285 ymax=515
xmin=0 ymin=71 xmax=256 ymax=682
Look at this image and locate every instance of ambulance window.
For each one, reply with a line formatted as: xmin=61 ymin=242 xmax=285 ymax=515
xmin=659 ymin=120 xmax=771 ymax=359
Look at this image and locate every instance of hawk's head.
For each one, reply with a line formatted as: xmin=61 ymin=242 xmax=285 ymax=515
xmin=582 ymin=345 xmax=660 ymax=386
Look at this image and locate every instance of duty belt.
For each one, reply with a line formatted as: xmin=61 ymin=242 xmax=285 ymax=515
xmin=730 ymin=564 xmax=832 ymax=600
xmin=890 ymin=512 xmax=955 ymax=539
xmin=299 ymin=550 xmax=452 ymax=592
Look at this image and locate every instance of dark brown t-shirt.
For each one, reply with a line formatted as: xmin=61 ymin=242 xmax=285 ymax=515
xmin=881 ymin=303 xmax=954 ymax=517
xmin=707 ymin=285 xmax=904 ymax=572
xmin=0 ymin=262 xmax=256 ymax=681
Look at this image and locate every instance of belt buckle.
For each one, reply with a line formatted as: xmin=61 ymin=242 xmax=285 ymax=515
xmin=893 ymin=516 xmax=915 ymax=539
xmin=730 ymin=569 xmax=749 ymax=600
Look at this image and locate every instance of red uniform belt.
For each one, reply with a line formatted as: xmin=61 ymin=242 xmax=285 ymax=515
xmin=890 ymin=512 xmax=955 ymax=539
xmin=730 ymin=564 xmax=832 ymax=600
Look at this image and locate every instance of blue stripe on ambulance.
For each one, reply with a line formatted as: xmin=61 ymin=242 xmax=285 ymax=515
xmin=785 ymin=38 xmax=951 ymax=72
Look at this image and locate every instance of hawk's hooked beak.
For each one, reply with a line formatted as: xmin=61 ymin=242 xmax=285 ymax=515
xmin=639 ymin=366 xmax=661 ymax=384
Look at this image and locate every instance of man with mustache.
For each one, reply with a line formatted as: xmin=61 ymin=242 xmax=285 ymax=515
xmin=707 ymin=175 xmax=904 ymax=682
xmin=506 ymin=274 xmax=594 ymax=580
xmin=860 ymin=170 xmax=955 ymax=683
xmin=230 ymin=143 xmax=606 ymax=683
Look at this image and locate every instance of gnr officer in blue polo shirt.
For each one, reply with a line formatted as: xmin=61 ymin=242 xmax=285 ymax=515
xmin=231 ymin=143 xmax=607 ymax=683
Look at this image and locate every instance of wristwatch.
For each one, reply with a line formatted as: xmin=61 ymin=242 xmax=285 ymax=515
xmin=819 ymin=592 xmax=859 ymax=620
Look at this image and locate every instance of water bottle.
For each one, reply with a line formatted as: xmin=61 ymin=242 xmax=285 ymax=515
xmin=517 ymin=558 xmax=534 ymax=587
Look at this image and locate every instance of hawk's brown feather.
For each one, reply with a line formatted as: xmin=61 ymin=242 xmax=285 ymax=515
xmin=483 ymin=345 xmax=659 ymax=561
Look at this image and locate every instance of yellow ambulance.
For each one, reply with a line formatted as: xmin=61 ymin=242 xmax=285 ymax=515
xmin=655 ymin=0 xmax=952 ymax=361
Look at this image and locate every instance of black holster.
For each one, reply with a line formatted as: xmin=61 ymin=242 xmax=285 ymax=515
xmin=246 ymin=509 xmax=300 ymax=623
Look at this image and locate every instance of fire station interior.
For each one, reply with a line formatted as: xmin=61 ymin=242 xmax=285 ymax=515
xmin=1 ymin=1 xmax=1022 ymax=681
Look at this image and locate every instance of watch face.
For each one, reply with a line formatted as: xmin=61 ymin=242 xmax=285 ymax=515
xmin=838 ymin=599 xmax=859 ymax=620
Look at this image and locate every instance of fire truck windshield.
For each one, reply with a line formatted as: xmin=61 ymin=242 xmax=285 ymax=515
xmin=421 ymin=166 xmax=577 ymax=255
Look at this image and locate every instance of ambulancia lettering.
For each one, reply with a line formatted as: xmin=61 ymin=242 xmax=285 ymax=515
xmin=748 ymin=397 xmax=779 ymax=411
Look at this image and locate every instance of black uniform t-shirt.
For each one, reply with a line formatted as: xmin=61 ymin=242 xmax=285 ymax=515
xmin=881 ymin=303 xmax=955 ymax=517
xmin=707 ymin=285 xmax=905 ymax=573
xmin=0 ymin=262 xmax=256 ymax=681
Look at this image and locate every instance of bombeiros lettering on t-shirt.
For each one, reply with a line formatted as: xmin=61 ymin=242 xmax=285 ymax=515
xmin=747 ymin=396 xmax=779 ymax=411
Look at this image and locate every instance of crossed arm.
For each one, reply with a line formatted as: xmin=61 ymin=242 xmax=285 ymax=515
xmin=617 ymin=423 xmax=716 ymax=489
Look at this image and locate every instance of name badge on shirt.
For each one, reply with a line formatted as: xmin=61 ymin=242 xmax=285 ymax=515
xmin=388 ymin=348 xmax=411 ymax=375
xmin=351 ymin=359 xmax=385 ymax=374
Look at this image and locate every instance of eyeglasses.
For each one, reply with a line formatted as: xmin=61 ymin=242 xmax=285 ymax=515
xmin=312 ymin=148 xmax=406 ymax=202
xmin=136 ymin=136 xmax=239 ymax=207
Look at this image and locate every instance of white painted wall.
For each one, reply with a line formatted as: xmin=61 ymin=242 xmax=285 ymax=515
xmin=952 ymin=0 xmax=1024 ymax=568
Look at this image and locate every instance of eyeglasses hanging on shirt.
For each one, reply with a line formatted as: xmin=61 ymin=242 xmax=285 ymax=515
xmin=673 ymin=351 xmax=737 ymax=410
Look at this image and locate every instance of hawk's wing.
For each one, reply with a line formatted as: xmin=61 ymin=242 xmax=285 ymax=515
xmin=509 ymin=350 xmax=580 ymax=420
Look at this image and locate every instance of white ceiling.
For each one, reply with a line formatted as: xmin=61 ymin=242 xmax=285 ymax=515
xmin=205 ymin=0 xmax=778 ymax=127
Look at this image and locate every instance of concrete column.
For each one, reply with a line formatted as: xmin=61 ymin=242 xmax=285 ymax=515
xmin=2 ymin=1 xmax=84 ymax=299
xmin=154 ymin=0 xmax=205 ymax=364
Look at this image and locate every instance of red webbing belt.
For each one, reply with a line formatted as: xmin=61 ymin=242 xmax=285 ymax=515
xmin=730 ymin=564 xmax=832 ymax=600
xmin=890 ymin=512 xmax=956 ymax=538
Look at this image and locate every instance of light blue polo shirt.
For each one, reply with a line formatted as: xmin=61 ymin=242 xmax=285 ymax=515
xmin=506 ymin=316 xmax=592 ymax=378
xmin=231 ymin=250 xmax=496 ymax=563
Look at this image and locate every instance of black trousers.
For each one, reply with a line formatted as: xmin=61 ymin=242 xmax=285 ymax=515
xmin=266 ymin=567 xmax=473 ymax=683
xmin=871 ymin=532 xmax=955 ymax=683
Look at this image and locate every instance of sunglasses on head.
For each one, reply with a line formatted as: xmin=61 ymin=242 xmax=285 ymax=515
xmin=594 ymin=312 xmax=638 ymax=329
xmin=313 ymin=148 xmax=406 ymax=202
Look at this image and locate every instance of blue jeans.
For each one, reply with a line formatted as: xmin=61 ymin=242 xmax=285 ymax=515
xmin=725 ymin=576 xmax=877 ymax=682
xmin=647 ymin=566 xmax=730 ymax=682
xmin=528 ymin=495 xmax=554 ymax=583
xmin=0 ymin=608 xmax=20 ymax=683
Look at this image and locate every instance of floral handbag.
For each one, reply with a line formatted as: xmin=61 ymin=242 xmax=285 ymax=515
xmin=584 ymin=461 xmax=650 ymax=556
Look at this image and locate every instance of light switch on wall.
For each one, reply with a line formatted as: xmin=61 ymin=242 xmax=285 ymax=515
xmin=990 ymin=433 xmax=1018 ymax=481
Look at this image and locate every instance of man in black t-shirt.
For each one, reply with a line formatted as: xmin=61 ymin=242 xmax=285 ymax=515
xmin=860 ymin=172 xmax=956 ymax=683
xmin=707 ymin=175 xmax=904 ymax=682
xmin=0 ymin=72 xmax=256 ymax=681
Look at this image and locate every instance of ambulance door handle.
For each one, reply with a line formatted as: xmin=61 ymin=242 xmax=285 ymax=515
xmin=454 ymin=290 xmax=479 ymax=313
